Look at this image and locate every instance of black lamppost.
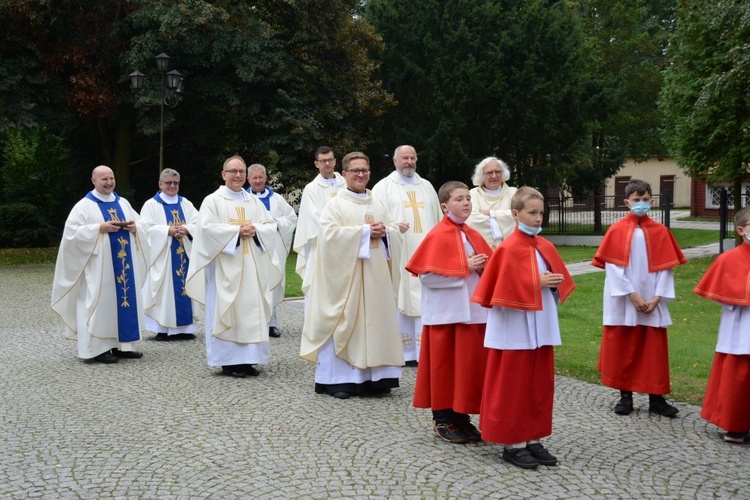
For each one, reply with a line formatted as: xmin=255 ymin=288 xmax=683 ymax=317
xmin=129 ymin=53 xmax=185 ymax=172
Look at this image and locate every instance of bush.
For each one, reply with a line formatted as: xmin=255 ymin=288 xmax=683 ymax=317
xmin=0 ymin=203 xmax=53 ymax=248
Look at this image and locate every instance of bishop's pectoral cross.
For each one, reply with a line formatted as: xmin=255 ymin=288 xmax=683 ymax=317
xmin=230 ymin=206 xmax=252 ymax=254
xmin=404 ymin=191 xmax=425 ymax=233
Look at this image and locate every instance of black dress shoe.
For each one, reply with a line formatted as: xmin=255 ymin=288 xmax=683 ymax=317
xmin=222 ymin=366 xmax=247 ymax=378
xmin=154 ymin=333 xmax=170 ymax=341
xmin=269 ymin=327 xmax=281 ymax=338
xmin=174 ymin=333 xmax=196 ymax=340
xmin=111 ymin=349 xmax=143 ymax=359
xmin=240 ymin=364 xmax=260 ymax=376
xmin=93 ymin=351 xmax=118 ymax=364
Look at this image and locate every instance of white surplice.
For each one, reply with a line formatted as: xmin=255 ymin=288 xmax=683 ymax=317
xmin=484 ymin=250 xmax=561 ymax=350
xmin=602 ymin=227 xmax=675 ymax=328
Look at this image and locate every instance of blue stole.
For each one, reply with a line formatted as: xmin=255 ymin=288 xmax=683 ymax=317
xmin=85 ymin=192 xmax=139 ymax=342
xmin=153 ymin=192 xmax=193 ymax=326
xmin=248 ymin=186 xmax=274 ymax=211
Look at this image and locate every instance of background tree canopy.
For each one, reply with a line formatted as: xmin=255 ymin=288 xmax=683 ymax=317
xmin=9 ymin=0 xmax=742 ymax=248
xmin=660 ymin=0 xmax=750 ymax=201
xmin=0 ymin=0 xmax=393 ymax=236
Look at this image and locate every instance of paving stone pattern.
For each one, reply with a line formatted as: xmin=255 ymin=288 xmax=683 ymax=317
xmin=1 ymin=258 xmax=748 ymax=498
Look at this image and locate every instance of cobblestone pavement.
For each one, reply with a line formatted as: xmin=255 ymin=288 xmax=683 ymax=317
xmin=2 ymin=263 xmax=748 ymax=499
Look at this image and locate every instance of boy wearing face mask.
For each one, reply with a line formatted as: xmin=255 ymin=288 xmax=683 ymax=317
xmin=693 ymin=206 xmax=750 ymax=444
xmin=472 ymin=187 xmax=575 ymax=469
xmin=592 ymin=179 xmax=686 ymax=417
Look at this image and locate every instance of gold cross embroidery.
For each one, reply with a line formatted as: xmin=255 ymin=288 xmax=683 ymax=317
xmin=404 ymin=191 xmax=425 ymax=233
xmin=229 ymin=206 xmax=252 ymax=254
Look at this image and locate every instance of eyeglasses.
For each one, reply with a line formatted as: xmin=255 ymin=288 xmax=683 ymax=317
xmin=316 ymin=158 xmax=336 ymax=165
xmin=483 ymin=170 xmax=502 ymax=177
xmin=346 ymin=169 xmax=370 ymax=176
xmin=223 ymin=169 xmax=246 ymax=176
xmin=161 ymin=181 xmax=180 ymax=186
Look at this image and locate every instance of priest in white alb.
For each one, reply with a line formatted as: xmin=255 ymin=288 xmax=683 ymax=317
xmin=140 ymin=168 xmax=199 ymax=341
xmin=185 ymin=155 xmax=282 ymax=378
xmin=51 ymin=165 xmax=147 ymax=364
xmin=466 ymin=157 xmax=517 ymax=249
xmin=372 ymin=145 xmax=441 ymax=365
xmin=292 ymin=146 xmax=344 ymax=296
xmin=247 ymin=163 xmax=298 ymax=338
xmin=300 ymin=151 xmax=406 ymax=399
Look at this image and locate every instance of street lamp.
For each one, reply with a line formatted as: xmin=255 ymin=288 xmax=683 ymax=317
xmin=129 ymin=52 xmax=185 ymax=173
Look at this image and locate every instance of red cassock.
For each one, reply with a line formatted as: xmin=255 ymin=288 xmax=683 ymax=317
xmin=593 ymin=213 xmax=685 ymax=394
xmin=694 ymin=243 xmax=750 ymax=432
xmin=406 ymin=216 xmax=492 ymax=414
xmin=471 ymin=230 xmax=575 ymax=444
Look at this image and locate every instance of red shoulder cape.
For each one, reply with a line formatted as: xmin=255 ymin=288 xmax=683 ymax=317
xmin=405 ymin=215 xmax=493 ymax=277
xmin=694 ymin=243 xmax=750 ymax=306
xmin=592 ymin=213 xmax=686 ymax=272
xmin=471 ymin=230 xmax=575 ymax=311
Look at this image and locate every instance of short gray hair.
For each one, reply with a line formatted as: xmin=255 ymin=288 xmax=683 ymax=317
xmin=159 ymin=168 xmax=180 ymax=181
xmin=248 ymin=163 xmax=267 ymax=176
xmin=471 ymin=157 xmax=510 ymax=187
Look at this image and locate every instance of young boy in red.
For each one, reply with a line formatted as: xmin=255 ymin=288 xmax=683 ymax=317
xmin=472 ymin=186 xmax=575 ymax=469
xmin=694 ymin=206 xmax=750 ymax=444
xmin=593 ymin=179 xmax=686 ymax=417
xmin=406 ymin=181 xmax=493 ymax=444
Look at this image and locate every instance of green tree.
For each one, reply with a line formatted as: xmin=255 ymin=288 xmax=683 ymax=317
xmin=1 ymin=0 xmax=392 ymax=204
xmin=362 ymin=0 xmax=589 ymax=189
xmin=660 ymin=0 xmax=750 ymax=212
xmin=564 ymin=0 xmax=675 ymax=199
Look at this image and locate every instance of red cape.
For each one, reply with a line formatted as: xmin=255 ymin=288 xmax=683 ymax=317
xmin=471 ymin=230 xmax=575 ymax=311
xmin=405 ymin=215 xmax=492 ymax=277
xmin=694 ymin=243 xmax=750 ymax=306
xmin=592 ymin=213 xmax=686 ymax=272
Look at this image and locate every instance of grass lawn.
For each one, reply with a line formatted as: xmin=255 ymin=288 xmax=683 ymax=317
xmin=557 ymin=257 xmax=719 ymax=406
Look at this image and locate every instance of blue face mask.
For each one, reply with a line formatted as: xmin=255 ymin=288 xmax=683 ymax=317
xmin=518 ymin=222 xmax=542 ymax=236
xmin=630 ymin=201 xmax=651 ymax=217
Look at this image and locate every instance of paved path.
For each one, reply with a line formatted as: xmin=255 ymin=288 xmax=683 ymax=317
xmin=1 ymin=261 xmax=748 ymax=499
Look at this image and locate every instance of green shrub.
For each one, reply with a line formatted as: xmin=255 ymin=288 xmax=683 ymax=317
xmin=0 ymin=203 xmax=53 ymax=248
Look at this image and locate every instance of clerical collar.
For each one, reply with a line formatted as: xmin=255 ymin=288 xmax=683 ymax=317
xmin=447 ymin=211 xmax=467 ymax=224
xmin=91 ymin=190 xmax=115 ymax=202
xmin=320 ymin=175 xmax=338 ymax=186
xmin=252 ymin=187 xmax=270 ymax=198
xmin=158 ymin=192 xmax=179 ymax=204
xmin=347 ymin=188 xmax=368 ymax=198
xmin=482 ymin=186 xmax=501 ymax=196
xmin=395 ymin=171 xmax=417 ymax=184
xmin=221 ymin=185 xmax=246 ymax=200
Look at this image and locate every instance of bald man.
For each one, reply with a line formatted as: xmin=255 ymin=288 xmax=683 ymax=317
xmin=52 ymin=166 xmax=148 ymax=364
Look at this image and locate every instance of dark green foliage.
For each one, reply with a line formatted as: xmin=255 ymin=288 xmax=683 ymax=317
xmin=0 ymin=203 xmax=53 ymax=248
xmin=660 ymin=0 xmax=750 ymax=186
xmin=363 ymin=0 xmax=590 ymax=189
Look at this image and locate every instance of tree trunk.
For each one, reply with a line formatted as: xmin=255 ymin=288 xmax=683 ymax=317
xmin=112 ymin=117 xmax=134 ymax=195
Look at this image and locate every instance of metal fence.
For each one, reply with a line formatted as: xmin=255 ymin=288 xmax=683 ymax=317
xmin=544 ymin=194 xmax=670 ymax=235
xmin=717 ymin=188 xmax=750 ymax=252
